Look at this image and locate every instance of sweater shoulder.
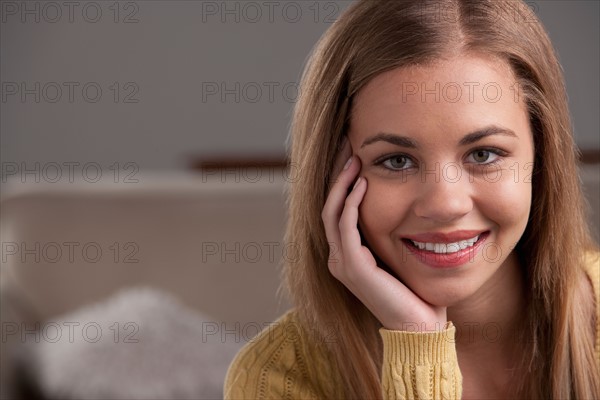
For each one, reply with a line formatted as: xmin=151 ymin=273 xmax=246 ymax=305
xmin=583 ymin=250 xmax=600 ymax=314
xmin=582 ymin=250 xmax=600 ymax=357
xmin=583 ymin=250 xmax=599 ymax=293
xmin=223 ymin=310 xmax=334 ymax=399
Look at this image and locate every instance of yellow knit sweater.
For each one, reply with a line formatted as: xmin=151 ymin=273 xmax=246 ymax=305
xmin=224 ymin=252 xmax=600 ymax=399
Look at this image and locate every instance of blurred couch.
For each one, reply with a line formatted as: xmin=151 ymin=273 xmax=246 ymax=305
xmin=0 ymin=169 xmax=292 ymax=399
xmin=1 ymin=163 xmax=598 ymax=399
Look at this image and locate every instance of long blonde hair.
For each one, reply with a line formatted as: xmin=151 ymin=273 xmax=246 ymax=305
xmin=284 ymin=0 xmax=599 ymax=398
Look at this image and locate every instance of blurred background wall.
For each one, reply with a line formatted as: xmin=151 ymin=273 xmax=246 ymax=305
xmin=1 ymin=0 xmax=598 ymax=172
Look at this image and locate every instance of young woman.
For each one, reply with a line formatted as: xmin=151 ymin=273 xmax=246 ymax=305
xmin=224 ymin=1 xmax=599 ymax=398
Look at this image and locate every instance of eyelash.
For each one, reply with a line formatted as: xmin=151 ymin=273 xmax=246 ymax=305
xmin=373 ymin=147 xmax=508 ymax=173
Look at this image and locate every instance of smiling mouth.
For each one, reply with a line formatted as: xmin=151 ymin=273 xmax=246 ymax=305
xmin=402 ymin=232 xmax=489 ymax=254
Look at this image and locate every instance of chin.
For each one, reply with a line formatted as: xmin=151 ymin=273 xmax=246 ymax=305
xmin=413 ymin=282 xmax=478 ymax=308
xmin=420 ymin=292 xmax=461 ymax=309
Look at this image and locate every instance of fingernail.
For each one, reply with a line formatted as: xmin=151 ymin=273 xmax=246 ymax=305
xmin=343 ymin=156 xmax=353 ymax=170
xmin=353 ymin=176 xmax=362 ymax=189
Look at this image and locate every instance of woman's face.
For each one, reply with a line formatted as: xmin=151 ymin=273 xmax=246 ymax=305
xmin=348 ymin=54 xmax=534 ymax=307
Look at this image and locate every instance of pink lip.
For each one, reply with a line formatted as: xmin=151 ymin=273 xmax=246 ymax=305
xmin=402 ymin=231 xmax=490 ymax=269
xmin=403 ymin=230 xmax=486 ymax=243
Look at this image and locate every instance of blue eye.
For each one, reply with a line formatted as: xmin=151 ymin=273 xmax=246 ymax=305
xmin=381 ymin=155 xmax=414 ymax=171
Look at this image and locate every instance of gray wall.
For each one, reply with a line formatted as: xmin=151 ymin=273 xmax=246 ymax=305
xmin=1 ymin=1 xmax=598 ymax=173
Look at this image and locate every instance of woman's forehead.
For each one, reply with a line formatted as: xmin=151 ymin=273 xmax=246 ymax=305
xmin=352 ymin=54 xmax=518 ymax=108
xmin=347 ymin=55 xmax=531 ymax=144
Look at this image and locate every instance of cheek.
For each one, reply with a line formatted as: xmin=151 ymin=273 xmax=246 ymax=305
xmin=358 ymin=180 xmax=413 ymax=236
xmin=474 ymin=168 xmax=532 ymax=234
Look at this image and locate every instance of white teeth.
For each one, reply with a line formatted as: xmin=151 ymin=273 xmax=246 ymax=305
xmin=410 ymin=235 xmax=480 ymax=254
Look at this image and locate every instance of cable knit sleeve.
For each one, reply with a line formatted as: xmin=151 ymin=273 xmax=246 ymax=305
xmin=223 ymin=311 xmax=329 ymax=399
xmin=224 ymin=311 xmax=462 ymax=399
xmin=583 ymin=251 xmax=600 ymax=360
xmin=379 ymin=323 xmax=462 ymax=399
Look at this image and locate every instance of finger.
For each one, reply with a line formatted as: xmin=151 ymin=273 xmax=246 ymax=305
xmin=337 ymin=180 xmax=425 ymax=316
xmin=329 ymin=136 xmax=352 ymax=186
xmin=321 ymin=155 xmax=361 ymax=244
xmin=338 ymin=176 xmax=368 ymax=256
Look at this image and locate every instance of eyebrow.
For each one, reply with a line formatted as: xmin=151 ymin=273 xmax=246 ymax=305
xmin=360 ymin=125 xmax=518 ymax=149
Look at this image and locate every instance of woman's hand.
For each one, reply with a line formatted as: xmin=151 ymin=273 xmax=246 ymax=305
xmin=321 ymin=137 xmax=447 ymax=332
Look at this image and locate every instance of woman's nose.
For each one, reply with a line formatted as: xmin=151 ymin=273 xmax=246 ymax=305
xmin=412 ymin=163 xmax=473 ymax=223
